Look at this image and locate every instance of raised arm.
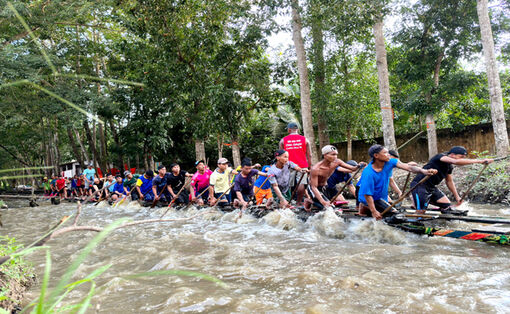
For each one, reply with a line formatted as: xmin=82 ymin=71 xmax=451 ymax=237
xmin=396 ymin=160 xmax=437 ymax=175
xmin=440 ymin=156 xmax=493 ymax=166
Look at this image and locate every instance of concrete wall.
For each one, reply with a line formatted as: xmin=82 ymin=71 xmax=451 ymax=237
xmin=333 ymin=121 xmax=510 ymax=162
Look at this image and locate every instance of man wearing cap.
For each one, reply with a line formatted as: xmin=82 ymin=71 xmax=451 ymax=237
xmin=136 ymin=170 xmax=155 ymax=202
xmin=209 ymin=158 xmax=237 ymax=207
xmin=411 ymin=146 xmax=493 ymax=214
xmin=152 ymin=165 xmax=171 ymax=203
xmin=42 ymin=177 xmax=51 ymax=195
xmin=167 ymin=163 xmax=193 ymax=205
xmin=191 ymin=160 xmax=213 ymax=205
xmin=324 ymin=160 xmax=358 ymax=204
xmin=358 ymin=144 xmax=437 ymax=220
xmin=305 ymin=145 xmax=363 ymax=211
xmin=279 ymin=122 xmax=312 ymax=205
xmin=123 ymin=171 xmax=138 ymax=199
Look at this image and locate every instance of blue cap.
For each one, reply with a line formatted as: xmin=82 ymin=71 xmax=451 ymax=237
xmin=287 ymin=122 xmax=298 ymax=129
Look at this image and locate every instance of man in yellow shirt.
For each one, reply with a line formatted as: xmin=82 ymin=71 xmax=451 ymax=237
xmin=209 ymin=158 xmax=237 ymax=207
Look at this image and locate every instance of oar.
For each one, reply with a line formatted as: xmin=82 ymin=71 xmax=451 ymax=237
xmin=404 ymin=213 xmax=510 ymax=225
xmin=329 ymin=166 xmax=363 ymax=204
xmin=114 ymin=185 xmax=137 ymax=208
xmin=160 ymin=177 xmax=192 ymax=218
xmin=239 ymin=175 xmax=272 ymax=218
xmin=401 ymin=172 xmax=411 ymax=194
xmin=211 ymin=182 xmax=235 ymax=207
xmin=178 ymin=185 xmax=210 ymax=212
xmin=289 ymin=170 xmax=306 ymax=202
xmin=150 ymin=184 xmax=168 ymax=208
xmin=458 ymin=162 xmax=489 ymax=204
xmin=380 ymin=175 xmax=431 ymax=216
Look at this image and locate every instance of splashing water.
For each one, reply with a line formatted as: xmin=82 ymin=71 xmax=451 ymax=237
xmin=307 ymin=207 xmax=347 ymax=239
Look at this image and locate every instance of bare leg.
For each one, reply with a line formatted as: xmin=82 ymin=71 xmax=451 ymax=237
xmin=296 ymin=184 xmax=306 ymax=205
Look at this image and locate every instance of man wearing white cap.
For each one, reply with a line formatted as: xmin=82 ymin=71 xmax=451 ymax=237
xmin=209 ymin=158 xmax=237 ymax=206
xmin=305 ymin=145 xmax=365 ymax=211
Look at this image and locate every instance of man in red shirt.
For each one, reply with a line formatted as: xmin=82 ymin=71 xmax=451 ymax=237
xmin=56 ymin=175 xmax=67 ymax=200
xmin=279 ymin=122 xmax=312 ymax=205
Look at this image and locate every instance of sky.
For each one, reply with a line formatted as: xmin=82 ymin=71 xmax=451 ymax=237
xmin=265 ymin=0 xmax=510 ymax=72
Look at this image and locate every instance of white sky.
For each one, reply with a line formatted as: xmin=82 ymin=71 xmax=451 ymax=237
xmin=266 ymin=0 xmax=509 ymax=72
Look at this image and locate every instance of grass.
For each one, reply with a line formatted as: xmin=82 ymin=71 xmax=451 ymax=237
xmin=0 ymin=236 xmax=35 ymax=312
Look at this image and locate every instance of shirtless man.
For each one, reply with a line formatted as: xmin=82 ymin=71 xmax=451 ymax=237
xmin=305 ymin=145 xmax=365 ymax=211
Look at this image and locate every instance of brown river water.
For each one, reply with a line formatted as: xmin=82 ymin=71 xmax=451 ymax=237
xmin=1 ymin=199 xmax=510 ymax=313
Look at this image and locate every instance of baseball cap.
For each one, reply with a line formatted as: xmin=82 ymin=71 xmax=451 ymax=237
xmin=275 ymin=149 xmax=287 ymax=157
xmin=448 ymin=146 xmax=467 ymax=156
xmin=124 ymin=170 xmax=131 ymax=176
xmin=287 ymin=122 xmax=299 ymax=129
xmin=368 ymin=144 xmax=385 ymax=158
xmin=321 ymin=145 xmax=337 ymax=155
xmin=217 ymin=157 xmax=229 ymax=164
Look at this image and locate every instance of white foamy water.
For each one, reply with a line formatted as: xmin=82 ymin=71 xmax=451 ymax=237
xmin=1 ymin=199 xmax=510 ymax=313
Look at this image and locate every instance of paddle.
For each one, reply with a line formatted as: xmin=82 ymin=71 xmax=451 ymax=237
xmin=400 ymin=172 xmax=411 ymax=195
xmin=178 ymin=185 xmax=210 ymax=212
xmin=380 ymin=175 xmax=432 ymax=216
xmin=211 ymin=182 xmax=235 ymax=207
xmin=159 ymin=177 xmax=192 ymax=218
xmin=329 ymin=166 xmax=363 ymax=204
xmin=289 ymin=170 xmax=306 ymax=203
xmin=457 ymin=161 xmax=489 ymax=204
xmin=404 ymin=213 xmax=510 ymax=225
xmin=150 ymin=184 xmax=168 ymax=208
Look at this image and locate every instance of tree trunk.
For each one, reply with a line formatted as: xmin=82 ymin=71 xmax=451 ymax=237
xmin=425 ymin=114 xmax=438 ymax=158
xmin=98 ymin=121 xmax=108 ymax=171
xmin=143 ymin=148 xmax=149 ymax=171
xmin=53 ymin=133 xmax=61 ymax=176
xmin=231 ymin=134 xmax=241 ymax=168
xmin=290 ymin=0 xmax=319 ymax=164
xmin=310 ymin=2 xmax=330 ymax=148
xmin=346 ymin=127 xmax=352 ymax=161
xmin=425 ymin=50 xmax=444 ymax=158
xmin=477 ymin=0 xmax=509 ymax=156
xmin=109 ymin=120 xmax=124 ymax=170
xmin=83 ymin=121 xmax=99 ymax=169
xmin=217 ymin=134 xmax=224 ymax=159
xmin=67 ymin=128 xmax=84 ymax=170
xmin=74 ymin=128 xmax=90 ymax=165
xmin=194 ymin=138 xmax=206 ymax=162
xmin=373 ymin=16 xmax=397 ymax=151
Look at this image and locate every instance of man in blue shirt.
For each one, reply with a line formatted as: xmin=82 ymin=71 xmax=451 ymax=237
xmin=358 ymin=144 xmax=437 ymax=220
xmin=82 ymin=164 xmax=96 ymax=190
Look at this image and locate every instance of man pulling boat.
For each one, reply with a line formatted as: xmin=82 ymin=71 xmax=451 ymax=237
xmin=233 ymin=158 xmax=269 ymax=210
xmin=305 ymin=145 xmax=364 ymax=211
xmin=357 ymin=144 xmax=437 ymax=220
xmin=267 ymin=149 xmax=306 ymax=208
xmin=411 ymin=146 xmax=493 ymax=214
xmin=209 ymin=158 xmax=236 ymax=207
xmin=167 ymin=163 xmax=192 ymax=205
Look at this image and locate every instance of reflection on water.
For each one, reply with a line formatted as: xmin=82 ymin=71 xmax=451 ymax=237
xmin=1 ymin=199 xmax=510 ymax=313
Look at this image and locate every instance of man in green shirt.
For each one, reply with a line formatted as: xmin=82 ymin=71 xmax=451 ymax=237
xmin=123 ymin=171 xmax=138 ymax=200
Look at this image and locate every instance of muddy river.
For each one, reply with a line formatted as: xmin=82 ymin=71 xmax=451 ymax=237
xmin=1 ymin=199 xmax=510 ymax=313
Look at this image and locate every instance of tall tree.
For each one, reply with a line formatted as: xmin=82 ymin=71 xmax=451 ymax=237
xmin=290 ymin=0 xmax=318 ymax=163
xmin=477 ymin=0 xmax=509 ymax=156
xmin=373 ymin=14 xmax=397 ymax=151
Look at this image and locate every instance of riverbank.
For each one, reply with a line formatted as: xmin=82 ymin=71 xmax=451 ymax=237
xmin=0 ymin=237 xmax=34 ymax=312
xmin=392 ymin=159 xmax=510 ymax=205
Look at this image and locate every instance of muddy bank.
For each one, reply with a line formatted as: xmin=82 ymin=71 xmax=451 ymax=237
xmin=391 ymin=159 xmax=510 ymax=204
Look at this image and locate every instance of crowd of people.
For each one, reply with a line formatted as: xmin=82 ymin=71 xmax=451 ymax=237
xmin=41 ymin=123 xmax=493 ymax=217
